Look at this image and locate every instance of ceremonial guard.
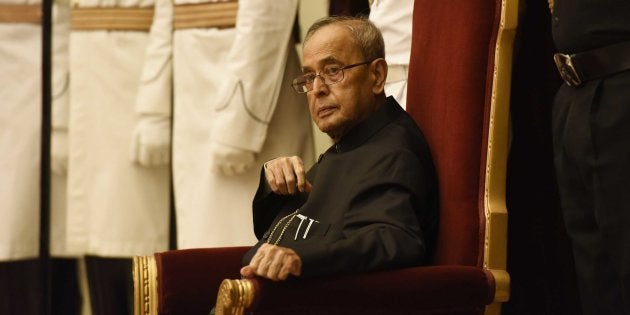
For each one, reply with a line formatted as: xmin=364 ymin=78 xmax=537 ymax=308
xmin=369 ymin=0 xmax=413 ymax=109
xmin=140 ymin=0 xmax=314 ymax=249
xmin=66 ymin=1 xmax=171 ymax=313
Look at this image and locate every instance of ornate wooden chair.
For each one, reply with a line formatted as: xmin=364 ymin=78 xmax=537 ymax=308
xmin=133 ymin=0 xmax=517 ymax=313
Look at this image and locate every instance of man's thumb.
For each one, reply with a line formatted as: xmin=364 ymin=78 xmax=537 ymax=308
xmin=240 ymin=266 xmax=254 ymax=278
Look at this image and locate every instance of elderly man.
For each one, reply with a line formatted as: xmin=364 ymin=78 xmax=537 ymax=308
xmin=240 ymin=16 xmax=438 ymax=281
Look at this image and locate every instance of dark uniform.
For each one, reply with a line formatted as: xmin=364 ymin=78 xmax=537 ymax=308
xmin=243 ymin=97 xmax=438 ymax=277
xmin=551 ymin=1 xmax=630 ymax=314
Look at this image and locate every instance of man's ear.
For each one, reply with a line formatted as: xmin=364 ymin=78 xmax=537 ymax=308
xmin=371 ymin=58 xmax=387 ymax=94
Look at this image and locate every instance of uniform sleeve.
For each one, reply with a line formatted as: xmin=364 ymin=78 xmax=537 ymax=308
xmin=128 ymin=0 xmax=173 ymax=167
xmin=293 ymin=150 xmax=431 ymax=277
xmin=134 ymin=0 xmax=173 ymax=117
xmin=210 ymin=0 xmax=299 ymax=153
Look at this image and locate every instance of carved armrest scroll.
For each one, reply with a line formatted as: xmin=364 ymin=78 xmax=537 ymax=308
xmin=215 ymin=279 xmax=255 ymax=315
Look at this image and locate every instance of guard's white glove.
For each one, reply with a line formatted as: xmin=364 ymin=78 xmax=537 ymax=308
xmin=130 ymin=115 xmax=171 ymax=167
xmin=51 ymin=129 xmax=68 ymax=175
xmin=210 ymin=142 xmax=256 ymax=176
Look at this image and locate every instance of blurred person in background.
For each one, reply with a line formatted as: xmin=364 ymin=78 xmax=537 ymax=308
xmin=64 ymin=0 xmax=172 ymax=313
xmin=0 ymin=1 xmax=46 ymax=313
xmin=369 ymin=0 xmax=413 ymax=109
xmin=139 ymin=0 xmax=314 ymax=250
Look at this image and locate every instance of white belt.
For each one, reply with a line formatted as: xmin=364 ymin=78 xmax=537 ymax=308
xmin=386 ymin=65 xmax=408 ymax=83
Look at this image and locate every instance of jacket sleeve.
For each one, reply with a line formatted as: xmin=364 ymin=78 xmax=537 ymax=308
xmin=210 ymin=0 xmax=299 ymax=153
xmin=243 ymin=167 xmax=306 ymax=266
xmin=134 ymin=0 xmax=173 ymax=117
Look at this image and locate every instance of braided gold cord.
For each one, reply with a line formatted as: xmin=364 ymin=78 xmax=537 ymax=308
xmin=266 ymin=209 xmax=299 ymax=245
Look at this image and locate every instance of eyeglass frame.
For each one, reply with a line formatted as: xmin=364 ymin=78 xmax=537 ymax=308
xmin=291 ymin=59 xmax=375 ymax=93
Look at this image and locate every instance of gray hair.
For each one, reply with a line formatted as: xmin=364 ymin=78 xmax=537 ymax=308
xmin=303 ymin=16 xmax=385 ymax=62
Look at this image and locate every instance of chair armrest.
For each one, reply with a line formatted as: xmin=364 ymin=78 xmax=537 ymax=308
xmin=136 ymin=246 xmax=250 ymax=315
xmin=217 ymin=265 xmax=495 ymax=315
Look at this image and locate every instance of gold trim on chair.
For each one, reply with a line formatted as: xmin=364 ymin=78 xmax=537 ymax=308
xmin=71 ymin=6 xmax=154 ymax=31
xmin=133 ymin=255 xmax=159 ymax=315
xmin=0 ymin=4 xmax=42 ymax=24
xmin=173 ymin=0 xmax=238 ymax=30
xmin=215 ymin=279 xmax=255 ymax=315
xmin=483 ymin=0 xmax=518 ymax=314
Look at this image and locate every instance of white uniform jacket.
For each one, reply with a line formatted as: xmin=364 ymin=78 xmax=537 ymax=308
xmin=0 ymin=0 xmax=42 ymax=260
xmin=140 ymin=0 xmax=314 ymax=248
xmin=65 ymin=0 xmax=171 ymax=257
xmin=369 ymin=0 xmax=414 ymax=109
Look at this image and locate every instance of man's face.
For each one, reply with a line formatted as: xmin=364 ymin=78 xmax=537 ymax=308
xmin=302 ymin=24 xmax=378 ymax=142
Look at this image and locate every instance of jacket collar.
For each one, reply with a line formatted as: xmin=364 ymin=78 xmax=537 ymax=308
xmin=332 ymin=96 xmax=403 ymax=154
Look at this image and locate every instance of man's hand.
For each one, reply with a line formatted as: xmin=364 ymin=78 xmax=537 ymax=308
xmin=240 ymin=243 xmax=302 ymax=281
xmin=264 ymin=156 xmax=312 ymax=195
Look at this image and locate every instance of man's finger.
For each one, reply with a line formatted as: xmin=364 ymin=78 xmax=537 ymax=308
xmin=248 ymin=245 xmax=268 ymax=274
xmin=278 ymin=255 xmax=296 ymax=281
xmin=240 ymin=266 xmax=254 ymax=278
xmin=266 ymin=250 xmax=287 ymax=281
xmin=268 ymin=159 xmax=290 ymax=195
xmin=264 ymin=165 xmax=279 ymax=192
xmin=290 ymin=259 xmax=302 ymax=277
xmin=280 ymin=163 xmax=297 ymax=195
xmin=290 ymin=157 xmax=307 ymax=192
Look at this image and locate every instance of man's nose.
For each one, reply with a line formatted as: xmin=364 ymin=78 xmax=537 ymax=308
xmin=311 ymin=74 xmax=329 ymax=94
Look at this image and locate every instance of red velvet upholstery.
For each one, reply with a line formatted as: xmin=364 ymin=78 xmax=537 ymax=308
xmin=406 ymin=0 xmax=500 ymax=266
xmin=248 ymin=266 xmax=494 ymax=315
xmin=149 ymin=0 xmax=508 ymax=314
xmin=156 ymin=247 xmax=250 ymax=315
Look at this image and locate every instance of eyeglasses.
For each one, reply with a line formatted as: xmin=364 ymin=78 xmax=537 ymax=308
xmin=291 ymin=60 xmax=373 ymax=93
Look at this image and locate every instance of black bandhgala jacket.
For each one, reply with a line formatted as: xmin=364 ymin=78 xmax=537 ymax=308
xmin=242 ymin=96 xmax=438 ymax=278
